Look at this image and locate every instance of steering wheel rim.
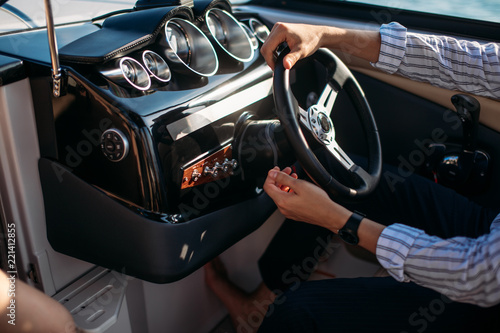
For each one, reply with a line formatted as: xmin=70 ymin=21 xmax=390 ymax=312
xmin=273 ymin=47 xmax=382 ymax=199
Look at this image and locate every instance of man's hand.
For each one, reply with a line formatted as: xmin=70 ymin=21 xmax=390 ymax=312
xmin=260 ymin=22 xmax=327 ymax=70
xmin=263 ymin=167 xmax=351 ymax=231
xmin=263 ymin=167 xmax=386 ymax=252
xmin=260 ymin=22 xmax=381 ymax=70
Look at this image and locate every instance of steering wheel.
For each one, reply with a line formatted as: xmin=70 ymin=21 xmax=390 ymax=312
xmin=273 ymin=47 xmax=382 ymax=199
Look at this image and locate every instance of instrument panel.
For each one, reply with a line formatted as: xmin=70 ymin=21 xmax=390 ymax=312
xmin=34 ymin=0 xmax=282 ymax=283
xmin=51 ymin=1 xmax=276 ymax=218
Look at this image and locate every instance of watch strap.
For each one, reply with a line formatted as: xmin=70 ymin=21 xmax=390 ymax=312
xmin=338 ymin=211 xmax=365 ymax=245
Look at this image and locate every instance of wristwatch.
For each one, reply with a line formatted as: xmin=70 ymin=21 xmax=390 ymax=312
xmin=338 ymin=211 xmax=365 ymax=245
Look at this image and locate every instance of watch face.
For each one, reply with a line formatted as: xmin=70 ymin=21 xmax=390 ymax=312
xmin=338 ymin=230 xmax=359 ymax=245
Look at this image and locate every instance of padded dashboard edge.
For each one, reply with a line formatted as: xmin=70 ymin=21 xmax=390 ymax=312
xmin=39 ymin=158 xmax=276 ymax=283
xmin=59 ymin=6 xmax=194 ymax=64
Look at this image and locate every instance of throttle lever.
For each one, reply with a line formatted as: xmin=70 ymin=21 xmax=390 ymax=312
xmin=428 ymin=94 xmax=489 ymax=191
xmin=451 ymin=94 xmax=480 ymax=152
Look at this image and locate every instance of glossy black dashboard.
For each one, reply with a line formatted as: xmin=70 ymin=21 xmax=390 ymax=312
xmin=0 ymin=1 xmax=291 ymax=282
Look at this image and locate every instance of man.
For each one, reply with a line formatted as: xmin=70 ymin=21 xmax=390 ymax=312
xmin=205 ymin=21 xmax=500 ymax=332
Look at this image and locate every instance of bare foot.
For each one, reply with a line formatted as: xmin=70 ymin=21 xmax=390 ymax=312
xmin=204 ymin=257 xmax=276 ymax=333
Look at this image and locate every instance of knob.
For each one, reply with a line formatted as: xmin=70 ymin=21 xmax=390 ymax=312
xmin=222 ymin=159 xmax=231 ymax=173
xmin=191 ymin=170 xmax=201 ymax=182
xmin=230 ymin=159 xmax=238 ymax=169
xmin=204 ymin=164 xmax=220 ymax=178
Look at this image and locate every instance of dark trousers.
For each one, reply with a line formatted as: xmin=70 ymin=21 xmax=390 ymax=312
xmin=257 ymin=161 xmax=500 ymax=332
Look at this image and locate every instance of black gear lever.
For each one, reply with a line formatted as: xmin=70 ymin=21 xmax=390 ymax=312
xmin=426 ymin=94 xmax=489 ymax=192
xmin=451 ymin=94 xmax=480 ymax=152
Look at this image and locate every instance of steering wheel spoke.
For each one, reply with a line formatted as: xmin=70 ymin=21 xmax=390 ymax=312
xmin=316 ymin=83 xmax=337 ymax=117
xmin=325 ymin=140 xmax=355 ymax=171
xmin=299 ymin=106 xmax=313 ymax=131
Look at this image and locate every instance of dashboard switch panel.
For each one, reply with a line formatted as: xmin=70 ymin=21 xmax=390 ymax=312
xmin=181 ymin=145 xmax=236 ymax=189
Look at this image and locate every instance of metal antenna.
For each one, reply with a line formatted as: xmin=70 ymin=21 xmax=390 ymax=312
xmin=43 ymin=0 xmax=63 ymax=97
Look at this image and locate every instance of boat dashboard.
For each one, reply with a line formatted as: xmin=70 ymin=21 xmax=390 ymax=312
xmin=0 ymin=1 xmax=322 ymax=283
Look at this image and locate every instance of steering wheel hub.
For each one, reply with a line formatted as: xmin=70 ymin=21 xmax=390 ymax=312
xmin=308 ymin=105 xmax=335 ymax=145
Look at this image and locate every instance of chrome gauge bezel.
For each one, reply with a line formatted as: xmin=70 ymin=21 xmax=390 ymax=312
xmin=100 ymin=57 xmax=152 ymax=91
xmin=142 ymin=50 xmax=172 ymax=83
xmin=165 ymin=20 xmax=191 ymax=65
xmin=248 ymin=18 xmax=270 ymax=43
xmin=204 ymin=8 xmax=254 ymax=62
xmin=119 ymin=57 xmax=152 ymax=91
xmin=239 ymin=22 xmax=259 ymax=50
xmin=164 ymin=18 xmax=219 ymax=77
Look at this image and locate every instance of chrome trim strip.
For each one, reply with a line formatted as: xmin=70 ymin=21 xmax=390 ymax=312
xmin=167 ymin=77 xmax=273 ymax=141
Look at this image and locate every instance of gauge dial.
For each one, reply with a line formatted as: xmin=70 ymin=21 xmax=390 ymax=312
xmin=240 ymin=23 xmax=258 ymax=50
xmin=207 ymin=11 xmax=228 ymax=48
xmin=142 ymin=50 xmax=171 ymax=82
xmin=118 ymin=57 xmax=151 ymax=90
xmin=166 ymin=22 xmax=191 ymax=65
xmin=164 ymin=18 xmax=219 ymax=77
xmin=204 ymin=9 xmax=254 ymax=63
xmin=249 ymin=18 xmax=270 ymax=43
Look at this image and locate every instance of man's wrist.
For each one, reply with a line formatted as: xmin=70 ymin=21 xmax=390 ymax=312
xmin=328 ymin=205 xmax=352 ymax=234
xmin=337 ymin=211 xmax=365 ymax=245
xmin=322 ymin=26 xmax=347 ymax=50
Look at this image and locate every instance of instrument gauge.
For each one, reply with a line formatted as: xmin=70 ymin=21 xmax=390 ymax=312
xmin=204 ymin=9 xmax=254 ymax=63
xmin=249 ymin=18 xmax=270 ymax=43
xmin=207 ymin=11 xmax=228 ymax=48
xmin=142 ymin=50 xmax=171 ymax=82
xmin=164 ymin=18 xmax=218 ymax=77
xmin=240 ymin=23 xmax=258 ymax=50
xmin=166 ymin=21 xmax=191 ymax=65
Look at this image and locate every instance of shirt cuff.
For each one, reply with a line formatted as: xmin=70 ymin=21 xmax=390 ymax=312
xmin=372 ymin=22 xmax=408 ymax=74
xmin=376 ymin=223 xmax=424 ymax=282
xmin=491 ymin=213 xmax=500 ymax=231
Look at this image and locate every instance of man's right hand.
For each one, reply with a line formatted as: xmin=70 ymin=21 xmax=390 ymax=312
xmin=262 ymin=166 xmax=351 ymax=232
xmin=263 ymin=166 xmax=386 ymax=253
xmin=260 ymin=22 xmax=328 ymax=70
xmin=260 ymin=22 xmax=381 ymax=70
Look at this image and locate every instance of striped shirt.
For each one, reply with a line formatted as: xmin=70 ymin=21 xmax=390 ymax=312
xmin=374 ymin=22 xmax=500 ymax=307
xmin=373 ymin=22 xmax=500 ymax=100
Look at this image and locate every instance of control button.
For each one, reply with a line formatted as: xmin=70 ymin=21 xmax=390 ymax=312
xmin=100 ymin=128 xmax=129 ymax=162
xmin=105 ymin=142 xmax=116 ymax=153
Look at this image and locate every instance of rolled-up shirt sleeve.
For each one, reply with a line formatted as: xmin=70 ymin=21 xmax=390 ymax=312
xmin=373 ymin=22 xmax=500 ymax=100
xmin=376 ymin=217 xmax=500 ymax=307
xmin=373 ymin=22 xmax=407 ymax=73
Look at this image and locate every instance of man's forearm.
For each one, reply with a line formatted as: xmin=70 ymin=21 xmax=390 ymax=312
xmin=357 ymin=218 xmax=386 ymax=253
xmin=319 ymin=27 xmax=381 ymax=63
